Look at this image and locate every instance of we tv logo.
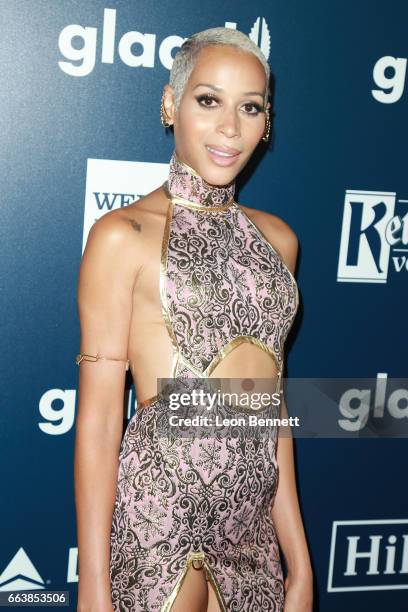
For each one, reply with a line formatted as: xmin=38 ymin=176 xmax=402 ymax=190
xmin=328 ymin=519 xmax=408 ymax=592
xmin=81 ymin=158 xmax=169 ymax=253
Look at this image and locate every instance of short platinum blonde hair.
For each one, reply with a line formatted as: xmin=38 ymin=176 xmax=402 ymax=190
xmin=169 ymin=27 xmax=270 ymax=109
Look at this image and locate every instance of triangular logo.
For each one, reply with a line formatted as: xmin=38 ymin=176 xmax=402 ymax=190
xmin=0 ymin=548 xmax=45 ymax=591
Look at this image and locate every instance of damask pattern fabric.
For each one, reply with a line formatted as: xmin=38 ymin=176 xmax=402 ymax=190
xmin=109 ymin=151 xmax=299 ymax=611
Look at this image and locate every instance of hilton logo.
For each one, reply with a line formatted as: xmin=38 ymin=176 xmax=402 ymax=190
xmin=328 ymin=519 xmax=408 ymax=592
xmin=337 ymin=190 xmax=408 ymax=283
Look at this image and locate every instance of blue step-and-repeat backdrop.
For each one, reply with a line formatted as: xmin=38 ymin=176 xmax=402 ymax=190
xmin=1 ymin=1 xmax=407 ymax=610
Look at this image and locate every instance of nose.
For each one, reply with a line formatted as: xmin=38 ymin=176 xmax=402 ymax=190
xmin=216 ymin=107 xmax=240 ymax=139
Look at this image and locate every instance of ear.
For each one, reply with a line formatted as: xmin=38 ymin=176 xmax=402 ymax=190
xmin=162 ymin=84 xmax=176 ymax=125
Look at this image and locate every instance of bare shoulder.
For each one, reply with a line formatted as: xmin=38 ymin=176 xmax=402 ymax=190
xmin=85 ymin=206 xmax=141 ymax=265
xmin=237 ymin=203 xmax=299 ymax=275
xmin=85 ymin=186 xmax=167 ymax=262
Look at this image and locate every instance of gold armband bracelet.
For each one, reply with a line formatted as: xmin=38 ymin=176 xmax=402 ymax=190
xmin=75 ymin=352 xmax=130 ymax=371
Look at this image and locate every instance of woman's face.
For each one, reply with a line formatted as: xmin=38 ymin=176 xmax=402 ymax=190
xmin=164 ymin=44 xmax=269 ymax=186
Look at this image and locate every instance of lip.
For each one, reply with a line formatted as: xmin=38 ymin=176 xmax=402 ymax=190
xmin=205 ymin=144 xmax=242 ymax=167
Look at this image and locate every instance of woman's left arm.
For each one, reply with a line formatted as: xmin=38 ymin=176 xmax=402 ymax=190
xmin=272 ymin=395 xmax=313 ymax=611
xmin=259 ymin=211 xmax=313 ymax=610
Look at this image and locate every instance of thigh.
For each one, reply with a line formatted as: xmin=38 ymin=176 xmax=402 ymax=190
xmin=170 ymin=565 xmax=208 ymax=612
xmin=206 ymin=580 xmax=222 ymax=612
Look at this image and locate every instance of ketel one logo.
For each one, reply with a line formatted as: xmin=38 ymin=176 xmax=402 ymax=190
xmin=327 ymin=519 xmax=408 ymax=592
xmin=0 ymin=548 xmax=46 ymax=591
xmin=337 ymin=190 xmax=408 ymax=283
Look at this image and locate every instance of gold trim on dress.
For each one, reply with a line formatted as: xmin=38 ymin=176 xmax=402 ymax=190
xmin=162 ymin=182 xmax=235 ymax=212
xmin=176 ymin=352 xmax=203 ymax=378
xmin=161 ymin=551 xmax=227 ymax=612
xmin=137 ymin=392 xmax=160 ymax=410
xmin=202 ymin=335 xmax=283 ymax=411
xmin=159 ymin=194 xmax=181 ymax=377
xmin=75 ymin=352 xmax=130 ymax=370
xmin=203 ymin=334 xmax=282 ymax=378
xmin=277 ymin=344 xmax=285 ymax=398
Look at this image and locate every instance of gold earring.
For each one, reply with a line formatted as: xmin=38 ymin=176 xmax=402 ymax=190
xmin=262 ymin=109 xmax=271 ymax=142
xmin=160 ymin=94 xmax=172 ymax=127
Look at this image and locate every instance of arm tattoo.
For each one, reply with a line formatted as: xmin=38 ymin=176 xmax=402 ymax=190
xmin=130 ymin=219 xmax=141 ymax=232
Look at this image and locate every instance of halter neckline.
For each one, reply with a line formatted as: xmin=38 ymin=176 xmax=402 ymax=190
xmin=166 ymin=151 xmax=236 ymax=209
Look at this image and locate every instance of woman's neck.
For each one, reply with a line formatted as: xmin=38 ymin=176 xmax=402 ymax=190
xmin=167 ymin=151 xmax=235 ymax=208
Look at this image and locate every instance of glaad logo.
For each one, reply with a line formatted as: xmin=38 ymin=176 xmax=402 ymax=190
xmin=337 ymin=189 xmax=408 ymax=283
xmin=328 ymin=520 xmax=408 ymax=592
xmin=372 ymin=55 xmax=407 ymax=103
xmin=0 ymin=548 xmax=45 ymax=591
xmin=337 ymin=373 xmax=408 ymax=435
xmin=81 ymin=159 xmax=169 ymax=253
xmin=38 ymin=387 xmax=136 ymax=435
xmin=248 ymin=17 xmax=271 ymax=62
xmin=39 ymin=389 xmax=76 ymax=435
xmin=58 ymin=8 xmax=271 ymax=76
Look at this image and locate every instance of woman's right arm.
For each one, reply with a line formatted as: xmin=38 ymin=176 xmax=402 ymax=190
xmin=74 ymin=212 xmax=140 ymax=612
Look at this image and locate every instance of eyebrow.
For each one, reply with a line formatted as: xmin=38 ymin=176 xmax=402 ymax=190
xmin=192 ymin=83 xmax=265 ymax=98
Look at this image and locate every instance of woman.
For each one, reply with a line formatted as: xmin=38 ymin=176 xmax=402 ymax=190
xmin=74 ymin=27 xmax=313 ymax=612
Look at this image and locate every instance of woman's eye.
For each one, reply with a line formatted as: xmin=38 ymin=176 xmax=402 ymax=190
xmin=242 ymin=103 xmax=262 ymax=115
xmin=195 ymin=96 xmax=262 ymax=115
xmin=196 ymin=95 xmax=218 ymax=108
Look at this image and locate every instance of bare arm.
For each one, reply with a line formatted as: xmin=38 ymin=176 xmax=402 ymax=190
xmin=74 ymin=211 xmax=139 ymax=611
xmin=272 ymin=395 xmax=313 ymax=586
xmin=261 ymin=213 xmax=313 ymax=609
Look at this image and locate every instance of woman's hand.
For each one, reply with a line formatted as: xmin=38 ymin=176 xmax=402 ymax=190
xmin=283 ymin=573 xmax=313 ymax=612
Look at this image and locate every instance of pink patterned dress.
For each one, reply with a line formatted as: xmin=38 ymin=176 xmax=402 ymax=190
xmin=109 ymin=152 xmax=299 ymax=611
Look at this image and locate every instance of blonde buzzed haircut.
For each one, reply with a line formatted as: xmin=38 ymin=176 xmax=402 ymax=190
xmin=169 ymin=27 xmax=270 ymax=109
